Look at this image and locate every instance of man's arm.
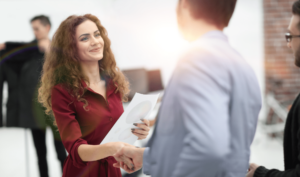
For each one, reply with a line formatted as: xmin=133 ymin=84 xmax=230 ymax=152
xmin=251 ymin=132 xmax=300 ymax=177
xmin=142 ymin=147 xmax=151 ymax=175
xmin=1 ymin=42 xmax=28 ymax=52
xmin=252 ymin=161 xmax=300 ymax=177
xmin=0 ymin=41 xmax=37 ymax=62
xmin=171 ymin=54 xmax=232 ymax=177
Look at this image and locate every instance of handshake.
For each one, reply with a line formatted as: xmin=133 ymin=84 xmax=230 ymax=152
xmin=112 ymin=145 xmax=146 ymax=174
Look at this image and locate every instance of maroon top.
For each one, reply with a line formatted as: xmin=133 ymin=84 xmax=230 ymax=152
xmin=51 ymin=79 xmax=123 ymax=177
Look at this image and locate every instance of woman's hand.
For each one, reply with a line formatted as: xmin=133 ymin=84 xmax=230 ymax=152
xmin=107 ymin=142 xmax=135 ymax=170
xmin=107 ymin=142 xmax=133 ymax=156
xmin=131 ymin=119 xmax=150 ymax=140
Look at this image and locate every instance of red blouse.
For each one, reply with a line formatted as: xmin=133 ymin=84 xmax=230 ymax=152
xmin=51 ymin=79 xmax=123 ymax=177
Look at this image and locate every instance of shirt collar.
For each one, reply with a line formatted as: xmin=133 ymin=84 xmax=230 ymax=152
xmin=81 ymin=78 xmax=117 ymax=97
xmin=194 ymin=30 xmax=228 ymax=43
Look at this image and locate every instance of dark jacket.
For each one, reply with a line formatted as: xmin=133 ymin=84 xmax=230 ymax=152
xmin=254 ymin=93 xmax=300 ymax=177
xmin=0 ymin=41 xmax=49 ymax=129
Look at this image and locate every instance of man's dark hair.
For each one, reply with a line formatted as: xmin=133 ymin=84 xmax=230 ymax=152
xmin=293 ymin=1 xmax=300 ymax=16
xmin=185 ymin=0 xmax=237 ymax=29
xmin=292 ymin=1 xmax=300 ymax=67
xmin=293 ymin=0 xmax=300 ymax=29
xmin=30 ymin=15 xmax=51 ymax=27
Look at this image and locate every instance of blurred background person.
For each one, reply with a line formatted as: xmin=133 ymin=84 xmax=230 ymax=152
xmin=0 ymin=15 xmax=67 ymax=177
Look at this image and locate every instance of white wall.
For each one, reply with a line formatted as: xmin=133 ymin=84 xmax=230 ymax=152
xmin=0 ymin=0 xmax=264 ymax=87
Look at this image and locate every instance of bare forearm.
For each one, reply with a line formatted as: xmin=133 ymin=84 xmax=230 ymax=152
xmin=78 ymin=143 xmax=113 ymax=162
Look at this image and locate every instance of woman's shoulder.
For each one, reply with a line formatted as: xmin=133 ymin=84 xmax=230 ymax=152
xmin=52 ymin=83 xmax=68 ymax=92
xmin=51 ymin=83 xmax=74 ymax=100
xmin=51 ymin=84 xmax=77 ymax=111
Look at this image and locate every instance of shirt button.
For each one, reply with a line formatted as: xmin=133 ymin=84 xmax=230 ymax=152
xmin=110 ymin=117 xmax=113 ymax=121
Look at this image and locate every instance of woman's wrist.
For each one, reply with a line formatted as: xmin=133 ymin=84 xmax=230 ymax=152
xmin=105 ymin=142 xmax=122 ymax=156
xmin=104 ymin=142 xmax=114 ymax=156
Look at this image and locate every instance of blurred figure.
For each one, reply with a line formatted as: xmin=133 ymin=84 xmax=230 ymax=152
xmin=247 ymin=1 xmax=300 ymax=177
xmin=0 ymin=15 xmax=67 ymax=177
xmin=113 ymin=0 xmax=262 ymax=176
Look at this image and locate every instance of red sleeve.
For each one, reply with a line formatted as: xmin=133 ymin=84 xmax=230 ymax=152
xmin=51 ymin=85 xmax=88 ymax=168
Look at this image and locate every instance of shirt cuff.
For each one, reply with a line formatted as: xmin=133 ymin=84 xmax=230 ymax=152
xmin=254 ymin=166 xmax=269 ymax=177
xmin=142 ymin=147 xmax=151 ymax=176
xmin=71 ymin=139 xmax=88 ymax=168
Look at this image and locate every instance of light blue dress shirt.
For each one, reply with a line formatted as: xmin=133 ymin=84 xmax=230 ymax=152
xmin=142 ymin=31 xmax=262 ymax=177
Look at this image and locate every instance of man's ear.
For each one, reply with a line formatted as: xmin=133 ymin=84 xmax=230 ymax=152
xmin=46 ymin=24 xmax=51 ymax=32
xmin=177 ymin=0 xmax=189 ymax=17
xmin=181 ymin=0 xmax=189 ymax=9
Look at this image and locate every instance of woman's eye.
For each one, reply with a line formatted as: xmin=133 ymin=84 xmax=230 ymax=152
xmin=81 ymin=37 xmax=88 ymax=41
xmin=95 ymin=33 xmax=101 ymax=37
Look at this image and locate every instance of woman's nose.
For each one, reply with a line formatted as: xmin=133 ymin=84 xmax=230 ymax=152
xmin=90 ymin=36 xmax=98 ymax=46
xmin=287 ymin=42 xmax=292 ymax=49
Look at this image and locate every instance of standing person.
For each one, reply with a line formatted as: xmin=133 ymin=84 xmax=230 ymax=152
xmin=38 ymin=14 xmax=151 ymax=177
xmin=0 ymin=15 xmax=67 ymax=177
xmin=113 ymin=0 xmax=262 ymax=176
xmin=247 ymin=1 xmax=300 ymax=177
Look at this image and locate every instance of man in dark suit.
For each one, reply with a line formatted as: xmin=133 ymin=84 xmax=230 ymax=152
xmin=0 ymin=15 xmax=66 ymax=177
xmin=247 ymin=1 xmax=300 ymax=177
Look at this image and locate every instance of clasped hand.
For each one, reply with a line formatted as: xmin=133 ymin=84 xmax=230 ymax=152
xmin=112 ymin=119 xmax=150 ymax=173
xmin=113 ymin=146 xmax=145 ymax=174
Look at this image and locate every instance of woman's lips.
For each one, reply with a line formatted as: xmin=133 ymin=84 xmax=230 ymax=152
xmin=90 ymin=47 xmax=101 ymax=52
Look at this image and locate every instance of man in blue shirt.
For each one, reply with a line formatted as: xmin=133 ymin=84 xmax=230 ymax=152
xmin=114 ymin=0 xmax=262 ymax=176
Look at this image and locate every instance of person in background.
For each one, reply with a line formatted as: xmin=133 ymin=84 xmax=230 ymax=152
xmin=113 ymin=0 xmax=262 ymax=176
xmin=0 ymin=15 xmax=67 ymax=177
xmin=247 ymin=1 xmax=300 ymax=176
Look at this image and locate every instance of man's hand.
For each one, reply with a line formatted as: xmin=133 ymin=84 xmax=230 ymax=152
xmin=113 ymin=146 xmax=145 ymax=173
xmin=38 ymin=39 xmax=50 ymax=53
xmin=0 ymin=43 xmax=6 ymax=50
xmin=246 ymin=163 xmax=259 ymax=177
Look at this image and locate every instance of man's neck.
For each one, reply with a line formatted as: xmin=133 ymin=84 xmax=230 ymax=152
xmin=37 ymin=36 xmax=50 ymax=41
xmin=184 ymin=20 xmax=223 ymax=42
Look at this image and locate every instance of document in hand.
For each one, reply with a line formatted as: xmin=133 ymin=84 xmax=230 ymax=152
xmin=100 ymin=93 xmax=160 ymax=145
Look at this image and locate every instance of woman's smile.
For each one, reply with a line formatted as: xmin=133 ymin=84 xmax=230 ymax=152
xmin=90 ymin=47 xmax=101 ymax=52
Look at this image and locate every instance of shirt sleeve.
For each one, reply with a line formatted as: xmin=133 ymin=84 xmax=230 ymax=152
xmin=142 ymin=147 xmax=151 ymax=175
xmin=254 ymin=134 xmax=300 ymax=177
xmin=2 ymin=42 xmax=38 ymax=62
xmin=5 ymin=42 xmax=29 ymax=51
xmin=171 ymin=53 xmax=232 ymax=177
xmin=253 ymin=98 xmax=300 ymax=177
xmin=51 ymin=85 xmax=88 ymax=168
xmin=254 ymin=166 xmax=298 ymax=177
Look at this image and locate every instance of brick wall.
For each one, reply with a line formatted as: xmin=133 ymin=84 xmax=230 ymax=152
xmin=264 ymin=0 xmax=300 ymax=106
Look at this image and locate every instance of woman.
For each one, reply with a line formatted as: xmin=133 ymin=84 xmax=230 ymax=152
xmin=38 ymin=14 xmax=150 ymax=177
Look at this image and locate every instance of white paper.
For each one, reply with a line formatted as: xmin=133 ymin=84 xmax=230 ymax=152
xmin=100 ymin=93 xmax=160 ymax=145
